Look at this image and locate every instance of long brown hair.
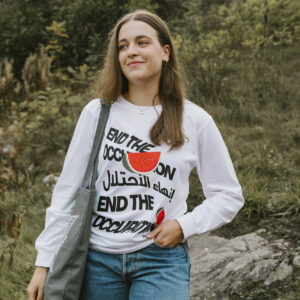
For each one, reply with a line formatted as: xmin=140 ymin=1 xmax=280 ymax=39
xmin=96 ymin=9 xmax=185 ymax=150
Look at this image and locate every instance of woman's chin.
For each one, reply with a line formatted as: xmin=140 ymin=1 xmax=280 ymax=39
xmin=126 ymin=74 xmax=161 ymax=87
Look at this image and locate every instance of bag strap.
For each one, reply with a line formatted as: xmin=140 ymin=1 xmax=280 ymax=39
xmin=81 ymin=98 xmax=110 ymax=189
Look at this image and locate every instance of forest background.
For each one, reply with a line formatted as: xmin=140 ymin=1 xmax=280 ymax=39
xmin=0 ymin=0 xmax=299 ymax=298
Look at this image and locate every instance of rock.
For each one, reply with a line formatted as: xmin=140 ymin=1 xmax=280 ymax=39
xmin=188 ymin=232 xmax=294 ymax=299
xmin=270 ymin=239 xmax=288 ymax=251
xmin=43 ymin=174 xmax=59 ymax=187
xmin=187 ymin=234 xmax=227 ymax=260
xmin=249 ymin=259 xmax=279 ymax=281
xmin=293 ymin=255 xmax=300 ymax=267
xmin=274 ymin=239 xmax=284 ymax=243
xmin=264 ymin=260 xmax=293 ymax=286
xmin=283 ymin=241 xmax=292 ymax=248
xmin=224 ymin=236 xmax=248 ymax=252
xmin=230 ymin=232 xmax=268 ymax=251
xmin=256 ymin=228 xmax=267 ymax=234
xmin=220 ymin=248 xmax=273 ymax=275
xmin=271 ymin=252 xmax=283 ymax=259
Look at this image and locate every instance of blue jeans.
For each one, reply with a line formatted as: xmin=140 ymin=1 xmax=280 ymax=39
xmin=80 ymin=242 xmax=191 ymax=300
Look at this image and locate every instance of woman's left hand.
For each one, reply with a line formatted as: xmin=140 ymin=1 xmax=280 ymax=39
xmin=146 ymin=219 xmax=184 ymax=247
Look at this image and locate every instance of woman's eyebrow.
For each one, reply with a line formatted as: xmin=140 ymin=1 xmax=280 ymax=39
xmin=118 ymin=35 xmax=153 ymax=44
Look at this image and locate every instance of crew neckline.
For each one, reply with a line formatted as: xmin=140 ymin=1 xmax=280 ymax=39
xmin=118 ymin=94 xmax=162 ymax=109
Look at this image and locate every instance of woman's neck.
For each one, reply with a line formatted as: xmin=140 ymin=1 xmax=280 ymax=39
xmin=123 ymin=84 xmax=160 ymax=106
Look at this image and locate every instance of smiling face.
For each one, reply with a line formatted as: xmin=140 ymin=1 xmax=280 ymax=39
xmin=118 ymin=20 xmax=170 ymax=88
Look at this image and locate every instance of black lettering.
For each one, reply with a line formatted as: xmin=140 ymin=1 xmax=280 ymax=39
xmin=122 ymin=221 xmax=140 ymax=233
xmin=148 ymin=195 xmax=154 ymax=210
xmin=97 ymin=196 xmax=128 ymax=212
xmin=120 ymin=221 xmax=133 ymax=233
xmin=103 ymin=144 xmax=109 ymax=160
xmin=102 ymin=145 xmax=115 ymax=161
xmin=154 ymin=162 xmax=177 ymax=180
xmin=116 ymin=196 xmax=128 ymax=211
xmin=139 ymin=222 xmax=154 ymax=233
xmin=133 ymin=221 xmax=150 ymax=232
xmin=116 ymin=133 xmax=129 ymax=144
xmin=112 ymin=220 xmax=127 ymax=233
xmin=126 ymin=135 xmax=139 ymax=148
xmin=92 ymin=216 xmax=155 ymax=234
xmin=140 ymin=144 xmax=156 ymax=152
xmin=138 ymin=194 xmax=148 ymax=210
xmin=97 ymin=196 xmax=115 ymax=212
xmin=107 ymin=220 xmax=122 ymax=232
xmin=155 ymin=163 xmax=164 ymax=176
xmin=100 ymin=218 xmax=112 ymax=230
xmin=114 ymin=147 xmax=124 ymax=161
xmin=92 ymin=215 xmax=105 ymax=227
xmin=164 ymin=165 xmax=176 ymax=180
xmin=103 ymin=144 xmax=124 ymax=162
xmin=106 ymin=127 xmax=118 ymax=142
xmin=106 ymin=127 xmax=128 ymax=144
xmin=130 ymin=194 xmax=139 ymax=210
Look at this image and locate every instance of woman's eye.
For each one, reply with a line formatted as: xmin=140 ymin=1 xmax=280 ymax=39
xmin=118 ymin=41 xmax=148 ymax=51
xmin=139 ymin=41 xmax=148 ymax=45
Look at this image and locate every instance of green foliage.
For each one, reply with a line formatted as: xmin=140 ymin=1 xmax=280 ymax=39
xmin=0 ymin=0 xmax=186 ymax=76
xmin=0 ymin=0 xmax=54 ymax=76
xmin=123 ymin=0 xmax=159 ymax=12
xmin=0 ymin=183 xmax=50 ymax=300
xmin=7 ymin=87 xmax=89 ymax=176
xmin=46 ymin=0 xmax=125 ymax=69
xmin=0 ymin=58 xmax=21 ymax=114
xmin=45 ymin=20 xmax=69 ymax=67
xmin=21 ymin=45 xmax=54 ymax=98
xmin=174 ymin=0 xmax=300 ymax=104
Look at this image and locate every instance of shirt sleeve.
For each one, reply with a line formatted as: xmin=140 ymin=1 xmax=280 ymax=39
xmin=176 ymin=117 xmax=244 ymax=239
xmin=35 ymin=99 xmax=100 ymax=267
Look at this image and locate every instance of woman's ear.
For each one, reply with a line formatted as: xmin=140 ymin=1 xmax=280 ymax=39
xmin=163 ymin=44 xmax=170 ymax=63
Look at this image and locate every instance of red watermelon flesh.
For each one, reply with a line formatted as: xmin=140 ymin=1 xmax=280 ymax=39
xmin=122 ymin=151 xmax=161 ymax=174
xmin=156 ymin=207 xmax=165 ymax=225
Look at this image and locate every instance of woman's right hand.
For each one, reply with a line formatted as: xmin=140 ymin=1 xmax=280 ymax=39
xmin=27 ymin=266 xmax=48 ymax=300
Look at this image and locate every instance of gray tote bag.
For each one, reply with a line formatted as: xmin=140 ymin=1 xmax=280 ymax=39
xmin=44 ymin=98 xmax=110 ymax=300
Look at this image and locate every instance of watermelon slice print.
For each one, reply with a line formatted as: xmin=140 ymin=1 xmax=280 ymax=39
xmin=156 ymin=207 xmax=165 ymax=225
xmin=122 ymin=152 xmax=161 ymax=174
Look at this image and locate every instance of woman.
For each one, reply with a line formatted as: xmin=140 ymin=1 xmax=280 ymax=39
xmin=27 ymin=9 xmax=244 ymax=300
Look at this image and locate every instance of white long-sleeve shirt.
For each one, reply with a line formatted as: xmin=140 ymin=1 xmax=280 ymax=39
xmin=35 ymin=94 xmax=244 ymax=267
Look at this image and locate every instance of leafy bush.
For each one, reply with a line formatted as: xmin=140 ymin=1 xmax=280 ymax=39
xmin=174 ymin=0 xmax=300 ymax=105
xmin=7 ymin=88 xmax=89 ymax=176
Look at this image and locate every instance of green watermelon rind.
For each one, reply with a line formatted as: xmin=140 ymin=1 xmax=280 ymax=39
xmin=122 ymin=153 xmax=139 ymax=174
xmin=122 ymin=152 xmax=161 ymax=175
xmin=156 ymin=207 xmax=164 ymax=216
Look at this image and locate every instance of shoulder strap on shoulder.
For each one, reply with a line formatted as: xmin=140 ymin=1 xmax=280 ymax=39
xmin=81 ymin=98 xmax=110 ymax=188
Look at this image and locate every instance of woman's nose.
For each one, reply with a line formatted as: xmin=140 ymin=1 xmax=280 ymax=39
xmin=127 ymin=43 xmax=139 ymax=56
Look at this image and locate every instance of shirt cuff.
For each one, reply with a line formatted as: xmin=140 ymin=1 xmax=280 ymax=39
xmin=175 ymin=212 xmax=199 ymax=240
xmin=35 ymin=249 xmax=56 ymax=268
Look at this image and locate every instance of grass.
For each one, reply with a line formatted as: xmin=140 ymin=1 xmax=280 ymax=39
xmin=0 ymin=185 xmax=48 ymax=299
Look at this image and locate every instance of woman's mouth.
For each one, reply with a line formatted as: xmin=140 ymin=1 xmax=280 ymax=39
xmin=128 ymin=62 xmax=144 ymax=67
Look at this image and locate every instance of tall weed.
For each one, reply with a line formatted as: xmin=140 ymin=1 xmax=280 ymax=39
xmin=0 ymin=58 xmax=21 ymax=114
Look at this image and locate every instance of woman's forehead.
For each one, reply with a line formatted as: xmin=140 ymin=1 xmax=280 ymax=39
xmin=118 ymin=20 xmax=158 ymax=42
